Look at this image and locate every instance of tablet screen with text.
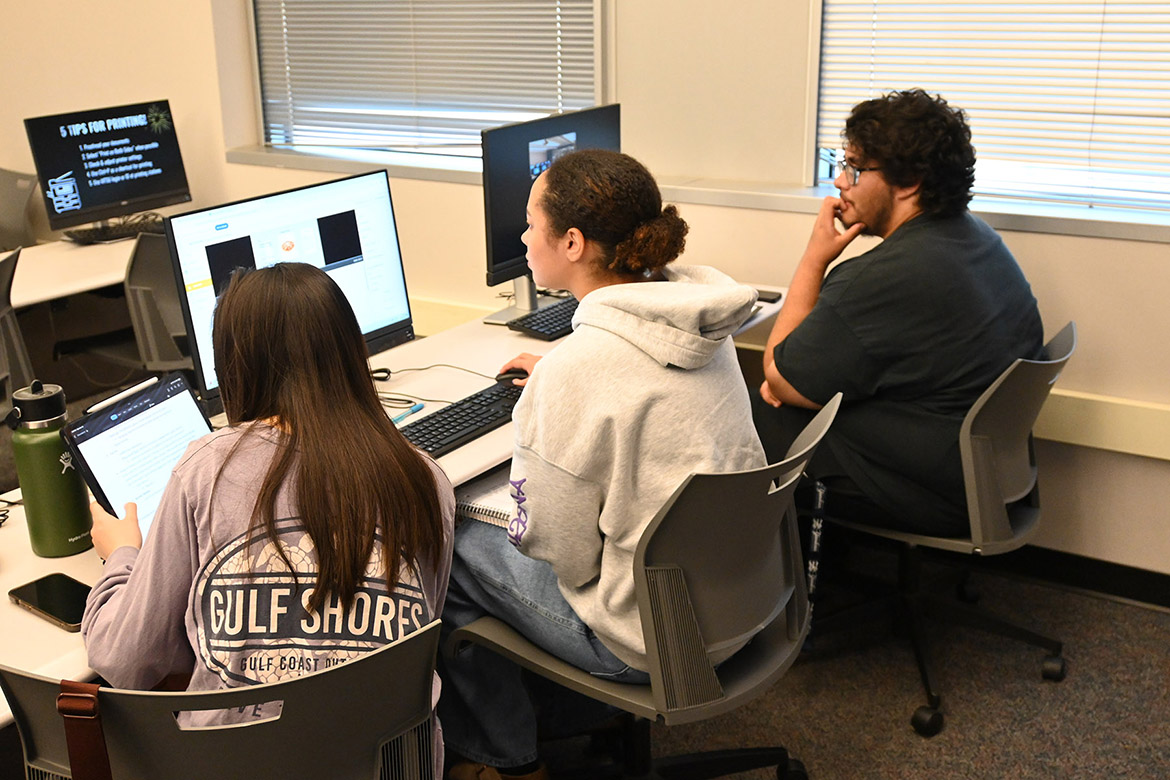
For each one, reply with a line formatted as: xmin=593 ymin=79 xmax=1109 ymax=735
xmin=64 ymin=373 xmax=211 ymax=540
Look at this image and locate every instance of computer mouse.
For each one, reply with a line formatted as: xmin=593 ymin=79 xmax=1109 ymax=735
xmin=495 ymin=369 xmax=529 ymax=383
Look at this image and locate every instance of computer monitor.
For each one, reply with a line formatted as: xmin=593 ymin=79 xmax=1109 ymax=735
xmin=165 ymin=170 xmax=414 ymax=409
xmin=481 ymin=104 xmax=620 ymax=323
xmin=24 ymin=100 xmax=191 ymax=230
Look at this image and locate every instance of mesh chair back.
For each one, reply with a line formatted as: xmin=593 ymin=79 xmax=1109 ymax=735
xmin=961 ymin=322 xmax=1076 ymax=550
xmin=0 ymin=620 xmax=441 ymax=780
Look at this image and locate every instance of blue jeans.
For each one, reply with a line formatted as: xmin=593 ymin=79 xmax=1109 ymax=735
xmin=437 ymin=520 xmax=649 ymax=768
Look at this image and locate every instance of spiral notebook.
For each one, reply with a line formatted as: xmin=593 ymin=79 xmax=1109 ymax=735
xmin=455 ymin=463 xmax=515 ymax=528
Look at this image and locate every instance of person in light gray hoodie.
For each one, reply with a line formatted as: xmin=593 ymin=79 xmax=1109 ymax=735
xmin=439 ymin=150 xmax=765 ymax=780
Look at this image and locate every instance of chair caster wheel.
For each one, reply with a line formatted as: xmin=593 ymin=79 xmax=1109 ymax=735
xmin=911 ymin=705 xmax=944 ymax=737
xmin=779 ymin=757 xmax=809 ymax=780
xmin=1042 ymin=655 xmax=1067 ymax=681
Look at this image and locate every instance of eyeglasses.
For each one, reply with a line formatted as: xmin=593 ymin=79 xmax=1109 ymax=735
xmin=836 ymin=158 xmax=882 ymax=187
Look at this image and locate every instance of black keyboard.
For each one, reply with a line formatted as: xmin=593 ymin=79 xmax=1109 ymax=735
xmin=65 ymin=219 xmax=166 ymax=244
xmin=506 ymin=298 xmax=578 ymax=341
xmin=399 ymin=381 xmax=523 ymax=457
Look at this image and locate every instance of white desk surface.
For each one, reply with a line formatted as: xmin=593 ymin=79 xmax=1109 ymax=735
xmin=0 ymin=497 xmax=105 ymax=727
xmin=0 ymin=292 xmax=783 ymax=728
xmin=12 ymin=240 xmax=134 ymax=309
xmin=370 ymin=315 xmax=565 ymax=486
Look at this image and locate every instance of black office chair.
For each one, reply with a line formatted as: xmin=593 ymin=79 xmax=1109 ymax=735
xmin=818 ymin=322 xmax=1077 ymax=737
xmin=449 ymin=395 xmax=841 ymax=780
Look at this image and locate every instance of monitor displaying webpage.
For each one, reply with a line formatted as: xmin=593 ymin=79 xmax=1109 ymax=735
xmin=167 ymin=171 xmax=412 ymax=394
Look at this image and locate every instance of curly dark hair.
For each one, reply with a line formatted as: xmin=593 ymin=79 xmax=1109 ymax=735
xmin=540 ymin=149 xmax=688 ymax=276
xmin=843 ymin=89 xmax=976 ymax=217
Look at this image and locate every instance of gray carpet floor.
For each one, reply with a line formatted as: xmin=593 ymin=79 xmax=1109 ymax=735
xmin=641 ymin=568 xmax=1170 ymax=779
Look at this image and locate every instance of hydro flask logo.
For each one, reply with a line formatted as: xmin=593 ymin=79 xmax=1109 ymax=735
xmin=59 ymin=452 xmax=75 ymax=474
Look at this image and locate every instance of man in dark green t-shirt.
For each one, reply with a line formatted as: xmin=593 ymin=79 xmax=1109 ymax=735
xmin=755 ymin=90 xmax=1043 ymax=536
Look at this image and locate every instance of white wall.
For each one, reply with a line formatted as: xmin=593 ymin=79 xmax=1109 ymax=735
xmin=613 ymin=0 xmax=818 ymax=185
xmin=3 ymin=0 xmax=1168 ymax=574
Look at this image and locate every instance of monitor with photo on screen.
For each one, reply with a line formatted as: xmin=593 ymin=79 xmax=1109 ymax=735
xmin=24 ymin=100 xmax=191 ymax=242
xmin=165 ymin=170 xmax=414 ymax=412
xmin=481 ymin=104 xmax=620 ymax=323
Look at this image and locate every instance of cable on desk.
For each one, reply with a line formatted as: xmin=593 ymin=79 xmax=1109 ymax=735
xmin=0 ymin=497 xmax=17 ymax=527
xmin=388 ymin=363 xmax=496 ymax=382
xmin=538 ymin=288 xmax=573 ymax=299
xmin=378 ymin=393 xmax=416 ymax=409
xmin=494 ymin=287 xmax=572 ymax=305
xmin=379 ymin=391 xmax=462 ymax=407
xmin=377 ymin=363 xmax=508 ymax=410
xmin=123 ymin=212 xmax=164 ymax=229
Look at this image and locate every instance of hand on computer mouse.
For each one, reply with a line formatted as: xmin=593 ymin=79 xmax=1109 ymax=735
xmin=495 ymin=369 xmax=530 ymax=384
xmin=496 ymin=353 xmax=542 ymax=386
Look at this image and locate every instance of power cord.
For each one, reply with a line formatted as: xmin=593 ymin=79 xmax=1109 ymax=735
xmin=494 ymin=287 xmax=572 ymax=305
xmin=374 ymin=363 xmax=498 ymax=408
xmin=538 ymin=288 xmax=573 ymax=299
xmin=388 ymin=363 xmax=495 ymax=382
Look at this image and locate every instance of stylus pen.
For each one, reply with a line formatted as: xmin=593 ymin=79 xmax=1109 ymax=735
xmin=86 ymin=376 xmax=160 ymax=414
xmin=391 ymin=403 xmax=425 ymax=424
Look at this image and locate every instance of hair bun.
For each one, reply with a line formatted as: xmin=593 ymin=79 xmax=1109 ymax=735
xmin=611 ymin=205 xmax=689 ymax=274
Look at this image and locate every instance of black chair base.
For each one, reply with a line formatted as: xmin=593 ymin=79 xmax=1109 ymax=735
xmin=814 ymin=544 xmax=1066 ymax=737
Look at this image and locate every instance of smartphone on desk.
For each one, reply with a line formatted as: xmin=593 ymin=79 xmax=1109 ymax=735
xmin=8 ymin=572 xmax=92 ymax=632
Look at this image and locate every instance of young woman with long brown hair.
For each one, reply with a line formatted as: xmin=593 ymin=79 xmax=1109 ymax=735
xmin=83 ymin=263 xmax=454 ymax=757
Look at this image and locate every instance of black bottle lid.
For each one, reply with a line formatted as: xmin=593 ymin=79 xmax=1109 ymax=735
xmin=9 ymin=380 xmax=67 ymax=428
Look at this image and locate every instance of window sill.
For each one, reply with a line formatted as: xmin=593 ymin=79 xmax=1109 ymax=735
xmin=226 ymin=144 xmax=483 ymax=186
xmin=657 ymin=177 xmax=1170 ymax=245
xmin=226 ymin=146 xmax=1170 ymax=244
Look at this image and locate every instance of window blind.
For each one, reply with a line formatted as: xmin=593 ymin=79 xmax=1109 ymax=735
xmin=252 ymin=0 xmax=596 ymax=155
xmin=817 ymin=0 xmax=1170 ymax=210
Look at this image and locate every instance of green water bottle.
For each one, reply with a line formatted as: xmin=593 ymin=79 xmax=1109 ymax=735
xmin=8 ymin=381 xmax=93 ymax=557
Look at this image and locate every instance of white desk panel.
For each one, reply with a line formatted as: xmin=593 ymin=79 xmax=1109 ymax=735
xmin=11 ymin=240 xmax=133 ymax=309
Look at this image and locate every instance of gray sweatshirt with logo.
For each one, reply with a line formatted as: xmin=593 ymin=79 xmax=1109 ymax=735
xmin=82 ymin=424 xmax=455 ymax=738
